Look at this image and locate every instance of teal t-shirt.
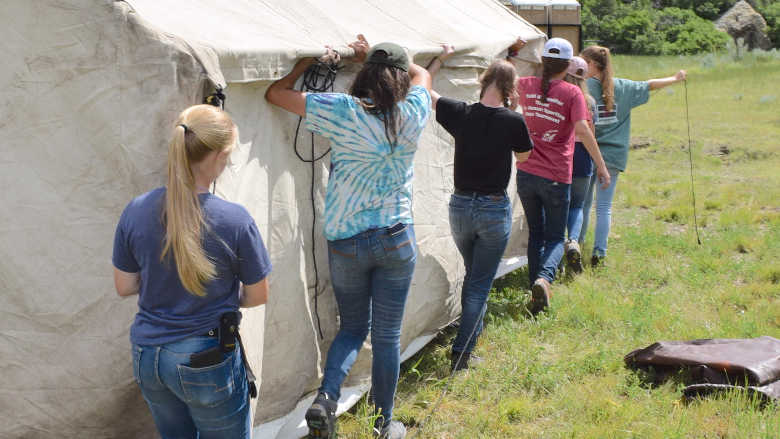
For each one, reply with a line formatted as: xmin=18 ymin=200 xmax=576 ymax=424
xmin=587 ymin=77 xmax=649 ymax=171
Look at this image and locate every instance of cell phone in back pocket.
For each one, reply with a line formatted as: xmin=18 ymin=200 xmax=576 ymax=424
xmin=189 ymin=346 xmax=223 ymax=368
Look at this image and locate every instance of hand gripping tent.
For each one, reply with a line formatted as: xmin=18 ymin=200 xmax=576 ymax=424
xmin=0 ymin=1 xmax=544 ymax=437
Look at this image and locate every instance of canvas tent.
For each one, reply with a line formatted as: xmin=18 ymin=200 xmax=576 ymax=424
xmin=0 ymin=1 xmax=544 ymax=437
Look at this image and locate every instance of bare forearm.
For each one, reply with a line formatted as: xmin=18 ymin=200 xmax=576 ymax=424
xmin=577 ymin=123 xmax=606 ymax=170
xmin=426 ymin=57 xmax=444 ymax=77
xmin=648 ymin=71 xmax=685 ymax=90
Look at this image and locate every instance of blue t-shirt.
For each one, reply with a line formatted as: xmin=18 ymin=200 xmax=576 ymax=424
xmin=305 ymin=85 xmax=432 ymax=240
xmin=587 ymin=77 xmax=650 ymax=171
xmin=112 ymin=188 xmax=272 ymax=345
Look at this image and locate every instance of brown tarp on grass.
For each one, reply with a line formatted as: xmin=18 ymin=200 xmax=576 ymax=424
xmin=625 ymin=336 xmax=780 ymax=402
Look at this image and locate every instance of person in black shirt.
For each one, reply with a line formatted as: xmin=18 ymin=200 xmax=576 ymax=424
xmin=428 ymin=44 xmax=533 ymax=371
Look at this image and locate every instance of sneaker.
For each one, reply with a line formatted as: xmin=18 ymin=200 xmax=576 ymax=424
xmin=590 ymin=254 xmax=604 ymax=268
xmin=306 ymin=392 xmax=337 ymax=439
xmin=450 ymin=351 xmax=483 ymax=372
xmin=565 ymin=240 xmax=583 ymax=274
xmin=529 ymin=278 xmax=551 ymax=315
xmin=375 ymin=420 xmax=406 ymax=439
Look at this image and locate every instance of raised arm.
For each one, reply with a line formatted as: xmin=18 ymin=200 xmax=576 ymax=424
xmin=648 ymin=70 xmax=686 ymax=91
xmin=574 ymin=120 xmax=611 ymax=189
xmin=265 ymin=34 xmax=370 ymax=116
xmin=426 ymin=44 xmax=455 ymax=108
xmin=264 ymin=57 xmax=317 ymax=117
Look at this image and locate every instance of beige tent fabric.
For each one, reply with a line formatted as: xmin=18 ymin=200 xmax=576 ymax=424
xmin=0 ymin=0 xmax=544 ymax=437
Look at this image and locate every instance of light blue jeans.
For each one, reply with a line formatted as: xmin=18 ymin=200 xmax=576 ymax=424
xmin=567 ymin=176 xmax=592 ymax=242
xmin=581 ymin=168 xmax=620 ymax=257
xmin=448 ymin=192 xmax=511 ymax=354
xmin=132 ymin=336 xmax=251 ymax=439
xmin=320 ymin=224 xmax=417 ymax=428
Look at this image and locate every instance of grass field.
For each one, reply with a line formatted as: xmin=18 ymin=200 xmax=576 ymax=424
xmin=337 ymin=53 xmax=780 ymax=438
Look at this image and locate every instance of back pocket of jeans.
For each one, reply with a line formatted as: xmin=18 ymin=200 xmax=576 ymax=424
xmin=177 ymin=352 xmax=235 ymax=407
xmin=381 ymin=225 xmax=415 ymax=262
xmin=328 ymin=237 xmax=357 ymax=258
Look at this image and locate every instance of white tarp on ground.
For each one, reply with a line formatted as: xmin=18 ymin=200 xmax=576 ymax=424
xmin=0 ymin=1 xmax=544 ymax=437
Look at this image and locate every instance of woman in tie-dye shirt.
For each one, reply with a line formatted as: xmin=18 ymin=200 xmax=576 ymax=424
xmin=266 ymin=35 xmax=432 ymax=439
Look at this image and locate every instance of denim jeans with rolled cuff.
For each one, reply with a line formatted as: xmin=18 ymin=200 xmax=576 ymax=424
xmin=515 ymin=170 xmax=570 ymax=284
xmin=580 ymin=168 xmax=620 ymax=257
xmin=319 ymin=223 xmax=416 ymax=428
xmin=132 ymin=335 xmax=251 ymax=439
xmin=448 ymin=192 xmax=511 ymax=354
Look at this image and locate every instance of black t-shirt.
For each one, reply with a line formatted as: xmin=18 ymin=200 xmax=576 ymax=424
xmin=436 ymin=97 xmax=533 ymax=194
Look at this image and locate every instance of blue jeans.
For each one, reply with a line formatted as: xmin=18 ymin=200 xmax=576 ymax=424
xmin=132 ymin=336 xmax=251 ymax=439
xmin=567 ymin=176 xmax=591 ymax=242
xmin=320 ymin=224 xmax=417 ymax=427
xmin=580 ymin=168 xmax=620 ymax=257
xmin=449 ymin=193 xmax=511 ymax=354
xmin=516 ymin=170 xmax=570 ymax=284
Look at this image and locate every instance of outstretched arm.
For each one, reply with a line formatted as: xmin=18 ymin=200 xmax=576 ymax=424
xmin=648 ymin=70 xmax=687 ymax=91
xmin=426 ymin=44 xmax=455 ymax=107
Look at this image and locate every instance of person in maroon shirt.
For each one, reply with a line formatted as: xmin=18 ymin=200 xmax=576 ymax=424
xmin=514 ymin=38 xmax=609 ymax=314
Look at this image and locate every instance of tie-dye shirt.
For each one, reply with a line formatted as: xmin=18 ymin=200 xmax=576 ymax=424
xmin=305 ymin=85 xmax=431 ymax=240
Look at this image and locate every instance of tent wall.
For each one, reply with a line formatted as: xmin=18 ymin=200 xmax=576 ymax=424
xmin=0 ymin=1 xmax=205 ymax=436
xmin=0 ymin=0 xmax=544 ymax=437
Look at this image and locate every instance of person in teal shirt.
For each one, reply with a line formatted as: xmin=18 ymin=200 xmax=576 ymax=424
xmin=579 ymin=45 xmax=686 ymax=265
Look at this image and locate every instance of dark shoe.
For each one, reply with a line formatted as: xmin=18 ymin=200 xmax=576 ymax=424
xmin=306 ymin=392 xmax=337 ymax=439
xmin=375 ymin=420 xmax=407 ymax=439
xmin=529 ymin=278 xmax=551 ymax=315
xmin=565 ymin=240 xmax=583 ymax=274
xmin=590 ymin=254 xmax=604 ymax=268
xmin=451 ymin=351 xmax=483 ymax=372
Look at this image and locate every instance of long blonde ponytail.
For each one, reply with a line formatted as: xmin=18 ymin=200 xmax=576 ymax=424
xmin=581 ymin=45 xmax=615 ymax=112
xmin=162 ymin=105 xmax=235 ymax=296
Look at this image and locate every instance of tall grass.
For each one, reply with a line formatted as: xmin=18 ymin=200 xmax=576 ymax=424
xmin=336 ymin=54 xmax=780 ymax=438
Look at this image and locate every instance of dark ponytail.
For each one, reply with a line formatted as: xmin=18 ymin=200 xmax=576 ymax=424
xmin=349 ymin=63 xmax=411 ymax=149
xmin=540 ymin=57 xmax=570 ymax=103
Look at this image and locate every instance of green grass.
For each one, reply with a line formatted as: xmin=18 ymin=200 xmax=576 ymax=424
xmin=336 ymin=54 xmax=780 ymax=438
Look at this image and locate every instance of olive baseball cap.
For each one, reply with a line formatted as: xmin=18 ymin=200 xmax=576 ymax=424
xmin=366 ymin=42 xmax=409 ymax=72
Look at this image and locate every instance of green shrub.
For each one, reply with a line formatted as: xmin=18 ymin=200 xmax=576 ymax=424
xmin=761 ymin=3 xmax=780 ymax=48
xmin=657 ymin=8 xmax=731 ymax=55
xmin=582 ymin=3 xmax=731 ymax=54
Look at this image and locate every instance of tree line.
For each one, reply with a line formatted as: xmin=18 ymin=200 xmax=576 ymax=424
xmin=581 ymin=0 xmax=780 ymax=54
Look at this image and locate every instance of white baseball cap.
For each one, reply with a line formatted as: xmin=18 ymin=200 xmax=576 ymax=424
xmin=542 ymin=38 xmax=573 ymax=60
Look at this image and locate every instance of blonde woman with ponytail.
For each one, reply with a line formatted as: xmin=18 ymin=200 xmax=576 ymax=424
xmin=579 ymin=46 xmax=686 ymax=267
xmin=113 ymin=104 xmax=271 ymax=438
xmin=514 ymin=38 xmax=610 ymax=314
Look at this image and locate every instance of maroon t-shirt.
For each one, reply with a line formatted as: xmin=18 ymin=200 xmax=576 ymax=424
xmin=516 ymin=77 xmax=588 ymax=184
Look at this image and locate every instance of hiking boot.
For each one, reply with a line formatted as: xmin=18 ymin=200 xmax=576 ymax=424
xmin=590 ymin=254 xmax=604 ymax=268
xmin=450 ymin=351 xmax=483 ymax=372
xmin=565 ymin=240 xmax=583 ymax=274
xmin=306 ymin=392 xmax=337 ymax=439
xmin=375 ymin=420 xmax=406 ymax=439
xmin=529 ymin=278 xmax=551 ymax=315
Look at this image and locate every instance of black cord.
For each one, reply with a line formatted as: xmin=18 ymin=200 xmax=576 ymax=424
xmin=683 ymin=80 xmax=702 ymax=245
xmin=408 ymin=301 xmax=488 ymax=439
xmin=293 ymin=59 xmax=342 ymax=339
